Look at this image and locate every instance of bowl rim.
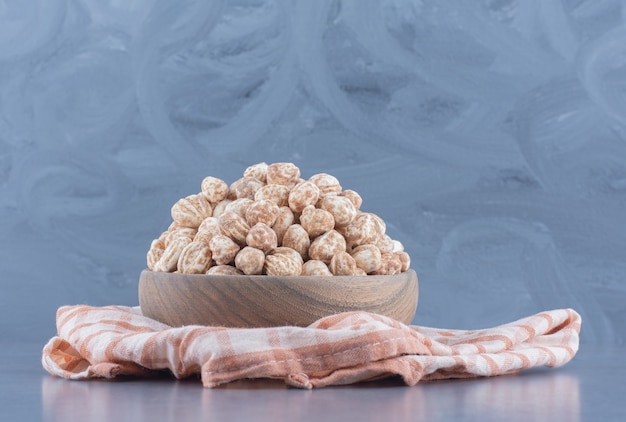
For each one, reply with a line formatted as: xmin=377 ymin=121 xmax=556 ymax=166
xmin=140 ymin=268 xmax=417 ymax=281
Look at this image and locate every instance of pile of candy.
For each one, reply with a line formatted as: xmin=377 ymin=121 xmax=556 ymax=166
xmin=146 ymin=162 xmax=410 ymax=276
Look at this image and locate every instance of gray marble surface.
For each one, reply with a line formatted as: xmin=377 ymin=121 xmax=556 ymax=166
xmin=2 ymin=343 xmax=625 ymax=422
xmin=2 ymin=0 xmax=624 ymax=345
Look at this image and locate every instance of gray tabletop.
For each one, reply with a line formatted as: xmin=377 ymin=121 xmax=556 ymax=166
xmin=3 ymin=342 xmax=624 ymax=422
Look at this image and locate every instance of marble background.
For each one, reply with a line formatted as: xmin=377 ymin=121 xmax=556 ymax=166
xmin=1 ymin=0 xmax=624 ymax=346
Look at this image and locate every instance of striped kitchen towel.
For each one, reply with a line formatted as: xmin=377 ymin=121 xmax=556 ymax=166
xmin=42 ymin=306 xmax=580 ymax=389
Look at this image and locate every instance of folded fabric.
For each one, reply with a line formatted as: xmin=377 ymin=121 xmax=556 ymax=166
xmin=42 ymin=305 xmax=580 ymax=389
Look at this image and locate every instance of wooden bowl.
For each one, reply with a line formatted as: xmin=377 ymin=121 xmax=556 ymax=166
xmin=138 ymin=269 xmax=418 ymax=328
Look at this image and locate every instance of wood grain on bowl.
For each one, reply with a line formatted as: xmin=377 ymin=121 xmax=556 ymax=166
xmin=138 ymin=269 xmax=418 ymax=328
